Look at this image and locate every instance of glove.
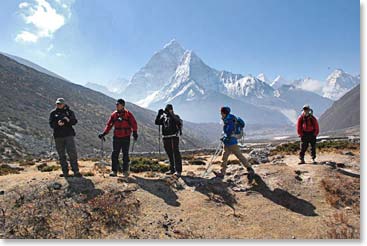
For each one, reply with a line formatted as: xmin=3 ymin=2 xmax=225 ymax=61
xmin=98 ymin=133 xmax=106 ymax=141
xmin=133 ymin=131 xmax=138 ymax=141
xmin=158 ymin=109 xmax=164 ymax=116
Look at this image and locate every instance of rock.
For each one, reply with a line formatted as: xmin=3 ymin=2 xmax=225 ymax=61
xmin=295 ymin=176 xmax=302 ymax=181
xmin=249 ymin=149 xmax=269 ymax=164
xmin=344 ymin=151 xmax=355 ymax=156
xmin=336 ymin=163 xmax=346 ymax=168
xmin=52 ymin=182 xmax=62 ymax=190
xmin=0 ymin=190 xmax=4 ymax=195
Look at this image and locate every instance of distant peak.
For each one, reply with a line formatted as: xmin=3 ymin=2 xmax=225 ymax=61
xmin=163 ymin=39 xmax=184 ymax=50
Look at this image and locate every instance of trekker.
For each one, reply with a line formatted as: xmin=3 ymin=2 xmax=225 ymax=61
xmin=49 ymin=98 xmax=81 ymax=178
xmin=297 ymin=104 xmax=319 ymax=164
xmin=213 ymin=106 xmax=255 ymax=183
xmin=98 ymin=99 xmax=138 ymax=177
xmin=155 ymin=104 xmax=183 ymax=177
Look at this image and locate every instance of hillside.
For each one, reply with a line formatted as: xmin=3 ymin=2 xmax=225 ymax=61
xmin=319 ymin=85 xmax=360 ymax=132
xmin=0 ymin=54 xmax=210 ymax=161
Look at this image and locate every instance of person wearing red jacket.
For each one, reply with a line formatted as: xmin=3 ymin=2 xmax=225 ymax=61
xmin=98 ymin=99 xmax=138 ymax=177
xmin=296 ymin=104 xmax=320 ymax=164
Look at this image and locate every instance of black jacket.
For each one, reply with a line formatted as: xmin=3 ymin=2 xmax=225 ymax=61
xmin=49 ymin=105 xmax=77 ymax=138
xmin=155 ymin=111 xmax=182 ymax=136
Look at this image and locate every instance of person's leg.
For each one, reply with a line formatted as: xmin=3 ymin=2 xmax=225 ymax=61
xmin=55 ymin=137 xmax=68 ymax=175
xmin=220 ymin=146 xmax=231 ymax=174
xmin=111 ymin=137 xmax=122 ymax=174
xmin=299 ymin=135 xmax=308 ymax=162
xmin=65 ymin=136 xmax=80 ymax=174
xmin=163 ymin=138 xmax=175 ymax=173
xmin=231 ymin=145 xmax=251 ymax=168
xmin=173 ymin=137 xmax=182 ymax=174
xmin=121 ymin=138 xmax=131 ymax=173
xmin=310 ymin=135 xmax=317 ymax=160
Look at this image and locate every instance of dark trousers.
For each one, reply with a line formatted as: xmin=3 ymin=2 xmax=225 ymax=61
xmin=299 ymin=132 xmax=317 ymax=160
xmin=163 ymin=137 xmax=182 ymax=173
xmin=111 ymin=137 xmax=130 ymax=172
xmin=55 ymin=136 xmax=79 ymax=174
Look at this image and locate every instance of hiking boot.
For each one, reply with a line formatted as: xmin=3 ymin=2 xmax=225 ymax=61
xmin=74 ymin=172 xmax=82 ymax=178
xmin=213 ymin=170 xmax=224 ymax=179
xmin=247 ymin=167 xmax=255 ymax=184
xmin=298 ymin=159 xmax=306 ymax=165
xmin=312 ymin=159 xmax=317 ymax=164
xmin=165 ymin=171 xmax=175 ymax=175
xmin=123 ymin=171 xmax=130 ymax=178
xmin=109 ymin=171 xmax=118 ymax=177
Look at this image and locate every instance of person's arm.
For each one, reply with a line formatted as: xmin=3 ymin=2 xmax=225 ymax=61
xmin=296 ymin=116 xmax=303 ymax=137
xmin=129 ymin=112 xmax=138 ymax=132
xmin=223 ymin=118 xmax=234 ymax=137
xmin=102 ymin=113 xmax=115 ymax=135
xmin=155 ymin=112 xmax=164 ymax=125
xmin=314 ymin=117 xmax=319 ymax=136
xmin=65 ymin=110 xmax=77 ymax=125
xmin=49 ymin=111 xmax=57 ymax=129
xmin=172 ymin=114 xmax=183 ymax=135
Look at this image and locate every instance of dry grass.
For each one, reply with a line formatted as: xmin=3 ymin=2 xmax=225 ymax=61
xmin=319 ymin=173 xmax=360 ymax=239
xmin=321 ymin=173 xmax=360 ymax=213
xmin=0 ymin=164 xmax=23 ymax=176
xmin=0 ymin=182 xmax=140 ymax=239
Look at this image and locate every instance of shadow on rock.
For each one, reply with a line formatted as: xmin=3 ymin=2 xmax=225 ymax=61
xmin=132 ymin=176 xmax=180 ymax=207
xmin=181 ymin=176 xmax=237 ymax=211
xmin=65 ymin=176 xmax=104 ymax=203
xmin=250 ymin=174 xmax=318 ymax=216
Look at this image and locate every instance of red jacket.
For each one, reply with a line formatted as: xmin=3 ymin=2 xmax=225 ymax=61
xmin=103 ymin=109 xmax=138 ymax=138
xmin=296 ymin=113 xmax=319 ymax=137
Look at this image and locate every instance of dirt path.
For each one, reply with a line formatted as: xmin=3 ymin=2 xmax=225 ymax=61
xmin=0 ymin=149 xmax=360 ymax=239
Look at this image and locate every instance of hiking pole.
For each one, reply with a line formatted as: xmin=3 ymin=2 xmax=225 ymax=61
xmin=202 ymin=142 xmax=223 ymax=177
xmin=158 ymin=125 xmax=161 ymax=156
xmin=131 ymin=139 xmax=136 ymax=153
xmin=49 ymin=134 xmax=54 ymax=160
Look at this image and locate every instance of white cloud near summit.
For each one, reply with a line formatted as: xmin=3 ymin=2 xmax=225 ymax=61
xmin=15 ymin=0 xmax=74 ymax=43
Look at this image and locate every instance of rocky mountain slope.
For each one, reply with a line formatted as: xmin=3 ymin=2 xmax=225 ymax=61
xmin=319 ymin=84 xmax=360 ymax=132
xmin=0 ymin=54 xmax=211 ymax=161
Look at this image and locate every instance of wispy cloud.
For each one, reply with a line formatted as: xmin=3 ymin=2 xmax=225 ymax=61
xmin=15 ymin=0 xmax=74 ymax=43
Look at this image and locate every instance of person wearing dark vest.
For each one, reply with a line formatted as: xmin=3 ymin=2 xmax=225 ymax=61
xmin=155 ymin=104 xmax=183 ymax=177
xmin=296 ymin=104 xmax=320 ymax=164
xmin=49 ymin=98 xmax=81 ymax=178
xmin=98 ymin=99 xmax=138 ymax=177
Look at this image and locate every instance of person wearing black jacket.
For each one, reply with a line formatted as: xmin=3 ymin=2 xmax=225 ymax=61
xmin=155 ymin=104 xmax=183 ymax=176
xmin=49 ymin=98 xmax=81 ymax=178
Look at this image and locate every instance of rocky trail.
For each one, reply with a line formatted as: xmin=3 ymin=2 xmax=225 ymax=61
xmin=0 ymin=140 xmax=360 ymax=239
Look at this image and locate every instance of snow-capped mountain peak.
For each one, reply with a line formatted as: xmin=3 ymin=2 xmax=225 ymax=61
xmin=270 ymin=75 xmax=289 ymax=89
xmin=257 ymin=73 xmax=270 ymax=84
xmin=123 ymin=40 xmax=186 ymax=102
xmin=323 ymin=69 xmax=360 ymax=100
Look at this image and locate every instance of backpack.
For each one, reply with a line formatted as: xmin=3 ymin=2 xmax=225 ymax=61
xmin=232 ymin=116 xmax=245 ymax=139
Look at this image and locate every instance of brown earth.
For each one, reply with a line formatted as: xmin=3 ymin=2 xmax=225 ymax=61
xmin=0 ymin=145 xmax=360 ymax=239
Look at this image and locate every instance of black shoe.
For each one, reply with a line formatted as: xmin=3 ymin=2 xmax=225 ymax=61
xmin=213 ymin=171 xmax=224 ymax=179
xmin=109 ymin=171 xmax=118 ymax=177
xmin=312 ymin=159 xmax=317 ymax=164
xmin=298 ymin=159 xmax=306 ymax=165
xmin=74 ymin=172 xmax=82 ymax=178
xmin=247 ymin=167 xmax=255 ymax=184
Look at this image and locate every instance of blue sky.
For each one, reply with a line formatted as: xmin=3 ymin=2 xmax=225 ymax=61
xmin=0 ymin=0 xmax=360 ymax=85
